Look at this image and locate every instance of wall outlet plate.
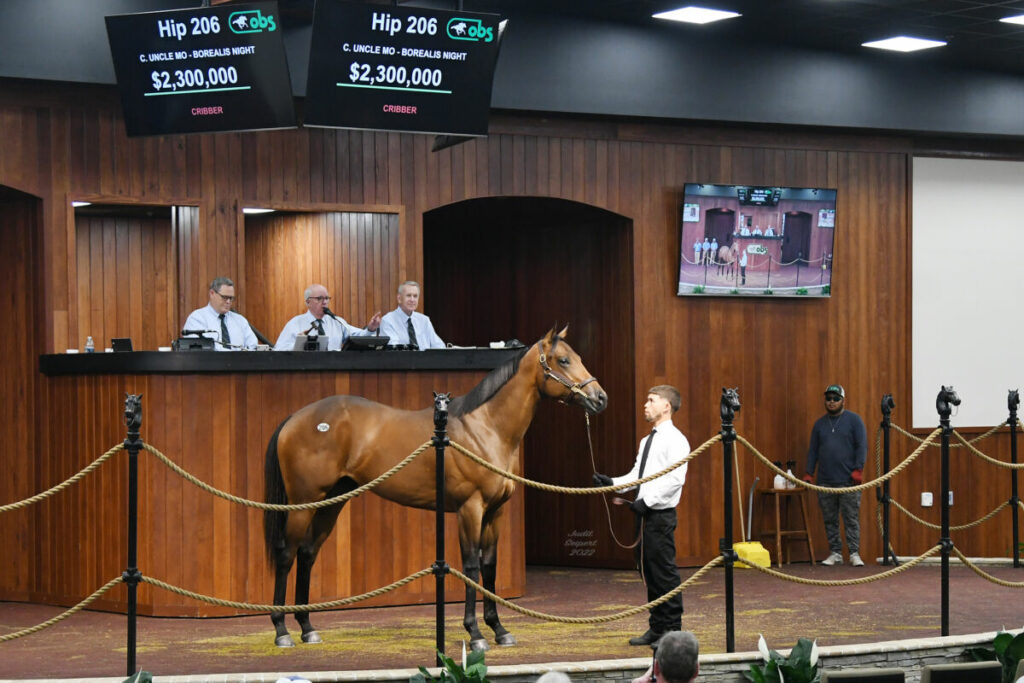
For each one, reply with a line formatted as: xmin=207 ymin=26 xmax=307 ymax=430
xmin=949 ymin=491 xmax=954 ymax=506
xmin=921 ymin=491 xmax=933 ymax=507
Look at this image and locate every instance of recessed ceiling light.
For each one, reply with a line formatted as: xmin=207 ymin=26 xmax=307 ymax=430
xmin=653 ymin=6 xmax=741 ymax=25
xmin=862 ymin=36 xmax=947 ymax=52
xmin=71 ymin=201 xmax=92 ymax=207
xmin=1000 ymin=14 xmax=1024 ymax=25
xmin=242 ymin=207 xmax=275 ymax=214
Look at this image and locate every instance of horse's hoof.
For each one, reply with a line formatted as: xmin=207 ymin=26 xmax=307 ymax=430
xmin=496 ymin=633 xmax=517 ymax=647
xmin=275 ymin=634 xmax=296 ymax=648
xmin=469 ymin=638 xmax=490 ymax=652
xmin=301 ymin=631 xmax=322 ymax=644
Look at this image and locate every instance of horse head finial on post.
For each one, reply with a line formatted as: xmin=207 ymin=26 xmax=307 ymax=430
xmin=880 ymin=393 xmax=895 ymax=423
xmin=432 ymin=391 xmax=451 ymax=443
xmin=124 ymin=393 xmax=142 ymax=437
xmin=720 ymin=387 xmax=740 ymax=431
xmin=1008 ymin=389 xmax=1020 ymax=419
xmin=936 ymin=385 xmax=961 ymax=431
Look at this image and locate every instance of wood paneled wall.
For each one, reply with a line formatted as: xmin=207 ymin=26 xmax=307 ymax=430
xmin=244 ymin=210 xmax=400 ymax=341
xmin=73 ymin=211 xmax=177 ymax=351
xmin=1 ymin=79 xmax=1021 ymax=614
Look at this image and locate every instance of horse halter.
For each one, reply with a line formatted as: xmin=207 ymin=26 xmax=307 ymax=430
xmin=536 ymin=339 xmax=598 ymax=404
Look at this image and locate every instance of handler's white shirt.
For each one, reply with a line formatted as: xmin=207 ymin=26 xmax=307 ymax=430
xmin=611 ymin=421 xmax=690 ymax=510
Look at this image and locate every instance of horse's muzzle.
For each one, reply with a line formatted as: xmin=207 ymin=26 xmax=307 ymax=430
xmin=580 ymin=387 xmax=608 ymax=415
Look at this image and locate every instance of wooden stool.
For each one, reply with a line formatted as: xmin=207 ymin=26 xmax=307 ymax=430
xmin=757 ymin=488 xmax=816 ymax=567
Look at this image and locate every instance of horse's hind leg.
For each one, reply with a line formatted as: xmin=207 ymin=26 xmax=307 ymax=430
xmin=271 ymin=509 xmax=315 ymax=647
xmin=294 ymin=479 xmax=354 ymax=643
xmin=458 ymin=499 xmax=489 ymax=651
xmin=481 ymin=509 xmax=515 ymax=646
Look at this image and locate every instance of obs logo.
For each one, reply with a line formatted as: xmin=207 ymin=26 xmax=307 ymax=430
xmin=446 ymin=17 xmax=493 ymax=42
xmin=228 ymin=10 xmax=277 ymax=33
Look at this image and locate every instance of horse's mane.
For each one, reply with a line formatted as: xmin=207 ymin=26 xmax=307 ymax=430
xmin=448 ymin=345 xmax=530 ymax=418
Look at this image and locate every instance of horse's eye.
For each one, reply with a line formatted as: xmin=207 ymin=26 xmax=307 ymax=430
xmin=558 ymin=357 xmax=570 ymax=367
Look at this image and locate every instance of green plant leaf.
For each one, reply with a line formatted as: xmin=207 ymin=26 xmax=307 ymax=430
xmin=965 ymin=646 xmax=998 ymax=662
xmin=743 ymin=663 xmax=767 ymax=683
xmin=993 ymin=631 xmax=1013 ymax=656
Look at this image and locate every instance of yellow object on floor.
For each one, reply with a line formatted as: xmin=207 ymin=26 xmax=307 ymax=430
xmin=733 ymin=541 xmax=771 ymax=569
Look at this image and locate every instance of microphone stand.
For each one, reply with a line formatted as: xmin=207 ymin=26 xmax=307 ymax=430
xmin=232 ymin=307 xmax=274 ymax=346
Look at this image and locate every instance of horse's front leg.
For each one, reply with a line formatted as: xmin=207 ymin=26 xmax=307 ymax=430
xmin=481 ymin=508 xmax=515 ymax=646
xmin=458 ymin=499 xmax=488 ymax=651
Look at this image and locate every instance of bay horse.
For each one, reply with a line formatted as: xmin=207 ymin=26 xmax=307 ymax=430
xmin=263 ymin=326 xmax=607 ymax=650
xmin=717 ymin=242 xmax=740 ymax=278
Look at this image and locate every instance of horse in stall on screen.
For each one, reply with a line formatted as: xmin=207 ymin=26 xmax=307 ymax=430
xmin=263 ymin=326 xmax=608 ymax=650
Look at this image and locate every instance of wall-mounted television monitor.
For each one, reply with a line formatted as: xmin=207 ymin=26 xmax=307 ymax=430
xmin=105 ymin=1 xmax=296 ymax=137
xmin=677 ymin=183 xmax=837 ymax=298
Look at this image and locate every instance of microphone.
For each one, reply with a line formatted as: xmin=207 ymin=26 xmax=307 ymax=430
xmin=323 ymin=306 xmax=341 ymax=322
xmin=181 ymin=329 xmax=215 ymax=336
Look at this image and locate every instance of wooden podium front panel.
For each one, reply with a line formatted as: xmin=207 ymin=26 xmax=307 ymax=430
xmin=13 ymin=368 xmax=524 ymax=616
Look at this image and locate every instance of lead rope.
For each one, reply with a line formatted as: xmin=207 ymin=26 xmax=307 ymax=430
xmin=584 ymin=412 xmax=643 ymax=551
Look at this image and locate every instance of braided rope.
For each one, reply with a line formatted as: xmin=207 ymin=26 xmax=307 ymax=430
xmin=0 ymin=444 xmax=124 ymax=513
xmin=142 ymin=441 xmax=431 ymax=510
xmin=889 ymin=499 xmax=1009 ymax=531
xmin=141 ymin=568 xmax=433 ymax=612
xmin=952 ymin=431 xmax=1024 ymax=469
xmin=448 ymin=434 xmax=722 ymax=494
xmin=952 ymin=548 xmax=1024 ymax=588
xmin=735 ymin=544 xmax=943 ymax=585
xmin=0 ymin=576 xmax=124 ymax=642
xmin=891 ymin=421 xmax=1006 ymax=447
xmin=449 ymin=555 xmax=723 ymax=623
xmin=737 ymin=428 xmax=940 ymax=494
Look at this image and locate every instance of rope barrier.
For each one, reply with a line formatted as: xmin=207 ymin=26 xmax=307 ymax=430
xmin=140 ymin=568 xmax=434 ymax=612
xmin=142 ymin=441 xmax=431 ymax=511
xmin=952 ymin=548 xmax=1024 ymax=588
xmin=448 ymin=434 xmax=722 ymax=494
xmin=737 ymin=428 xmax=940 ymax=494
xmin=891 ymin=421 xmax=1007 ymax=447
xmin=952 ymin=431 xmax=1024 ymax=469
xmin=449 ymin=555 xmax=723 ymax=624
xmin=735 ymin=544 xmax=943 ymax=585
xmin=0 ymin=445 xmax=124 ymax=513
xmin=890 ymin=499 xmax=1009 ymax=531
xmin=0 ymin=576 xmax=124 ymax=642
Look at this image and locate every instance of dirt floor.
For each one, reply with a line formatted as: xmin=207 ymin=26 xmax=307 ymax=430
xmin=1 ymin=562 xmax=1023 ymax=680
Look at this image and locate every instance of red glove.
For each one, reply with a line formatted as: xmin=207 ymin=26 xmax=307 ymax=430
xmin=802 ymin=473 xmax=814 ymax=484
xmin=851 ymin=469 xmax=863 ymax=484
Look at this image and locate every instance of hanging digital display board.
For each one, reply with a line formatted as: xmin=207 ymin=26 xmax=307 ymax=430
xmin=304 ymin=1 xmax=506 ymax=136
xmin=105 ymin=1 xmax=296 ymax=137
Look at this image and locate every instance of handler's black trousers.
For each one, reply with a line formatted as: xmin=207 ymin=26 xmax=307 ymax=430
xmin=633 ymin=507 xmax=683 ymax=633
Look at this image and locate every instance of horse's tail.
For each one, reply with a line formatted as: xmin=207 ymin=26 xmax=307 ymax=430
xmin=263 ymin=418 xmax=290 ymax=568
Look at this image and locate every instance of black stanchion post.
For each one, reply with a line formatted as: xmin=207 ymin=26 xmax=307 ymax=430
xmin=432 ymin=392 xmax=451 ymax=665
xmin=719 ymin=388 xmax=740 ymax=653
xmin=1009 ymin=390 xmax=1020 ymax=569
xmin=935 ymin=386 xmax=959 ymax=637
xmin=122 ymin=394 xmax=143 ymax=678
xmin=879 ymin=394 xmax=898 ymax=566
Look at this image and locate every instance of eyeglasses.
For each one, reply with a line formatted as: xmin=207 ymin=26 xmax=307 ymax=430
xmin=307 ymin=296 xmax=331 ymax=303
xmin=825 ymin=395 xmax=842 ymax=402
xmin=214 ymin=291 xmax=236 ymax=302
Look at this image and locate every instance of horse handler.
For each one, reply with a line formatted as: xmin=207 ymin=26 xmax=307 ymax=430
xmin=594 ymin=385 xmax=691 ymax=648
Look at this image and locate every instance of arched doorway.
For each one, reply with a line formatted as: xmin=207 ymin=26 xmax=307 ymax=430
xmin=423 ymin=197 xmax=636 ymax=567
xmin=781 ymin=211 xmax=812 ymax=264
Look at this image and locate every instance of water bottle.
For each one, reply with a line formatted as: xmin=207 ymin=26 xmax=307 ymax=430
xmin=785 ymin=460 xmax=797 ymax=489
xmin=85 ymin=336 xmax=95 ymax=353
xmin=773 ymin=461 xmax=786 ymax=490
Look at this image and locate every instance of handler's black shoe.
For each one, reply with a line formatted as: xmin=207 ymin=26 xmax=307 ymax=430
xmin=628 ymin=629 xmax=663 ymax=646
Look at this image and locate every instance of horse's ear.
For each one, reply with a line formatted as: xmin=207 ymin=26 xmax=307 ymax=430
xmin=543 ymin=323 xmax=559 ymax=343
xmin=557 ymin=324 xmax=569 ymax=339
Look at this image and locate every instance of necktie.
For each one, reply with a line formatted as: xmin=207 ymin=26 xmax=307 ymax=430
xmin=637 ymin=429 xmax=657 ymax=479
xmin=314 ymin=319 xmax=325 ymax=335
xmin=407 ymin=317 xmax=418 ymax=348
xmin=219 ymin=313 xmax=230 ymax=348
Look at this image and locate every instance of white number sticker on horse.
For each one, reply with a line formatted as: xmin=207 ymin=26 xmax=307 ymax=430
xmin=316 ymin=422 xmax=330 ymax=432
